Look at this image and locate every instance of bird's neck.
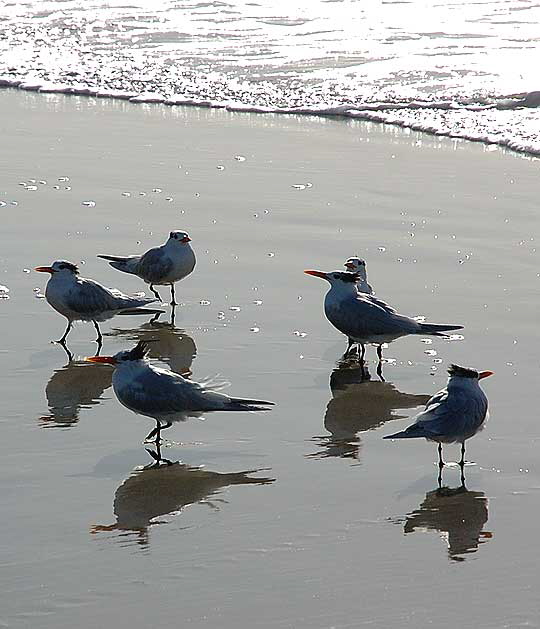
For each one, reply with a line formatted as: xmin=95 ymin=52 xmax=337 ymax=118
xmin=165 ymin=241 xmax=191 ymax=256
xmin=356 ymin=268 xmax=368 ymax=282
xmin=325 ymin=282 xmax=359 ymax=305
xmin=447 ymin=377 xmax=480 ymax=393
xmin=48 ymin=272 xmax=77 ymax=286
xmin=114 ymin=359 xmax=150 ymax=383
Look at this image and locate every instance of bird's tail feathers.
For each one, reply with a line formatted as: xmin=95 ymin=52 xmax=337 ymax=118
xmin=97 ymin=254 xmax=139 ymax=275
xmin=227 ymin=397 xmax=275 ymax=412
xmin=384 ymin=426 xmax=428 ymax=440
xmin=419 ymin=323 xmax=463 ymax=336
xmin=117 ymin=307 xmax=165 ymax=316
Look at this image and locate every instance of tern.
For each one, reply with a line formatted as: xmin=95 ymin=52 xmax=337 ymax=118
xmin=304 ymin=270 xmax=463 ymax=361
xmin=344 ymin=257 xmax=373 ymax=294
xmin=35 ymin=261 xmax=163 ymax=346
xmin=98 ymin=230 xmax=196 ymax=305
xmin=384 ymin=364 xmax=493 ymax=476
xmin=87 ymin=341 xmax=274 ymax=443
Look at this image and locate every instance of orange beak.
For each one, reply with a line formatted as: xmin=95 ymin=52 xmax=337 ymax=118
xmin=86 ymin=356 xmax=117 ymax=365
xmin=344 ymin=263 xmax=355 ymax=270
xmin=181 ymin=236 xmax=191 ymax=243
xmin=304 ymin=270 xmax=328 ymax=279
xmin=35 ymin=266 xmax=55 ymax=273
xmin=478 ymin=370 xmax=494 ymax=380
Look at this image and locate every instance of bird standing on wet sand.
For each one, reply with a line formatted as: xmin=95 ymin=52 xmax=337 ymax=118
xmin=344 ymin=257 xmax=373 ymax=294
xmin=384 ymin=364 xmax=493 ymax=477
xmin=98 ymin=230 xmax=196 ymax=306
xmin=304 ymin=269 xmax=463 ymax=361
xmin=35 ymin=261 xmax=163 ymax=347
xmin=87 ymin=341 xmax=274 ymax=443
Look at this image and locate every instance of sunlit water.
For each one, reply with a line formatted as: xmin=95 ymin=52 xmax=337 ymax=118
xmin=1 ymin=89 xmax=540 ymax=627
xmin=1 ymin=0 xmax=540 ymax=153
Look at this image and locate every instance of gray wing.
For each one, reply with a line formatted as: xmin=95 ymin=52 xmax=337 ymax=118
xmin=423 ymin=388 xmax=448 ymax=411
xmin=136 ymin=246 xmax=173 ymax=283
xmin=115 ymin=368 xmax=205 ymax=416
xmin=65 ymin=278 xmax=124 ymax=315
xmin=412 ymin=391 xmax=488 ymax=438
xmin=365 ymin=294 xmax=397 ymax=314
xmin=326 ymin=294 xmax=419 ymax=338
xmin=65 ymin=278 xmax=152 ymax=315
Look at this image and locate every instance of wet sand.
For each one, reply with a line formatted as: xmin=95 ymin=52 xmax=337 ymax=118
xmin=1 ymin=89 xmax=540 ymax=628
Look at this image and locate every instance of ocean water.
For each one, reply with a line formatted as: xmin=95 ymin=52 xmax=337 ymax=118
xmin=1 ymin=0 xmax=540 ymax=153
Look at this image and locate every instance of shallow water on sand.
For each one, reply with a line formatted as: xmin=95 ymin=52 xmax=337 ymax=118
xmin=1 ymin=90 xmax=540 ymax=628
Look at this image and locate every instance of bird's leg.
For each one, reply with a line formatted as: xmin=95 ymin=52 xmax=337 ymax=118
xmin=344 ymin=338 xmax=355 ymax=357
xmin=144 ymin=420 xmax=173 ymax=444
xmin=460 ymin=464 xmax=466 ymax=489
xmin=56 ymin=320 xmax=72 ymax=344
xmin=92 ymin=320 xmax=103 ymax=345
xmin=170 ymin=305 xmax=176 ymax=327
xmin=359 ymin=343 xmax=366 ymax=363
xmin=376 ymin=360 xmax=385 ymax=382
xmin=149 ymin=283 xmax=162 ymax=302
xmin=144 ymin=422 xmax=160 ymax=443
xmin=438 ymin=442 xmax=445 ymax=469
xmin=58 ymin=340 xmax=73 ymax=362
xmin=459 ymin=442 xmax=466 ymax=467
xmin=437 ymin=464 xmax=443 ymax=490
xmin=145 ymin=442 xmax=174 ymax=468
xmin=377 ymin=344 xmax=383 ymax=362
xmin=170 ymin=284 xmax=177 ymax=307
xmin=95 ymin=337 xmax=103 ymax=356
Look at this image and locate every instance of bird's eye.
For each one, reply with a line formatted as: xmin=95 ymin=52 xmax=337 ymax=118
xmin=333 ymin=274 xmax=339 ymax=279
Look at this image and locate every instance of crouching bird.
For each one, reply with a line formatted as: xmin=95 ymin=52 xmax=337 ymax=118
xmin=384 ymin=364 xmax=493 ymax=471
xmin=87 ymin=341 xmax=274 ymax=443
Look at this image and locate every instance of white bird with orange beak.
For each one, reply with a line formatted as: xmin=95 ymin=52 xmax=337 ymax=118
xmin=384 ymin=364 xmax=493 ymax=470
xmin=304 ymin=269 xmax=463 ymax=360
xmin=344 ymin=257 xmax=373 ymax=294
xmin=87 ymin=341 xmax=274 ymax=443
xmin=35 ymin=261 xmax=163 ymax=346
xmin=98 ymin=230 xmax=196 ymax=305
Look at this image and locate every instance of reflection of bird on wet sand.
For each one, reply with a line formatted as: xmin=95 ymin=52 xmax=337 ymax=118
xmin=403 ymin=483 xmax=492 ymax=561
xmin=91 ymin=454 xmax=274 ymax=545
xmin=40 ymin=360 xmax=113 ymax=427
xmin=108 ymin=320 xmax=196 ymax=377
xmin=309 ymin=361 xmax=430 ymax=460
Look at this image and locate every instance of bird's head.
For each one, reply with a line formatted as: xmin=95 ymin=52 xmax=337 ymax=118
xmin=305 ymin=269 xmax=361 ymax=288
xmin=86 ymin=341 xmax=150 ymax=366
xmin=447 ymin=364 xmax=494 ymax=384
xmin=35 ymin=260 xmax=79 ymax=276
xmin=344 ymin=257 xmax=366 ymax=272
xmin=169 ymin=230 xmax=192 ymax=244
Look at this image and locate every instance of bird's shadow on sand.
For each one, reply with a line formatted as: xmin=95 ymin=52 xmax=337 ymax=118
xmin=389 ymin=470 xmax=493 ymax=561
xmin=307 ymin=358 xmax=430 ymax=462
xmin=39 ymin=320 xmax=197 ymax=429
xmin=90 ymin=445 xmax=275 ymax=547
